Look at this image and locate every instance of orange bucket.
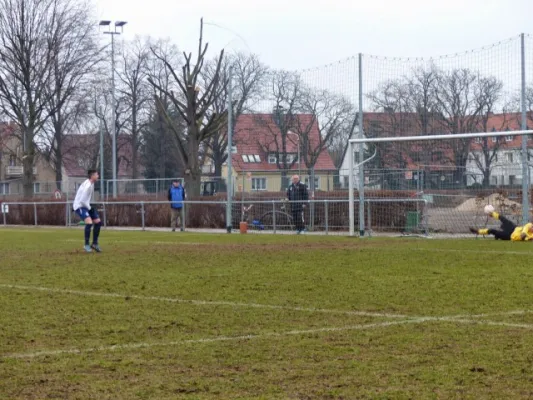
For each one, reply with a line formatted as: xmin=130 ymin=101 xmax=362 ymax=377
xmin=239 ymin=221 xmax=248 ymax=234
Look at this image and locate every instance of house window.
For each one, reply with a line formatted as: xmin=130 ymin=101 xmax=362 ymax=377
xmin=243 ymin=155 xmax=261 ymax=163
xmin=491 ymin=137 xmax=497 ymax=143
xmin=304 ymin=176 xmax=320 ymax=190
xmin=9 ymin=155 xmax=16 ymax=166
xmin=281 ymin=154 xmax=297 ymax=164
xmin=231 ymin=145 xmax=237 ymax=154
xmin=491 ymin=176 xmax=498 ymax=186
xmin=505 ymin=136 xmax=513 ymax=142
xmin=506 ymin=152 xmax=513 ymax=163
xmin=0 ymin=182 xmax=9 ymax=195
xmin=509 ymin=175 xmax=516 ymax=186
xmin=251 ymin=177 xmax=267 ymax=191
xmin=268 ymin=154 xmax=277 ymax=164
xmin=33 ymin=183 xmax=40 ymax=194
xmin=474 ymin=137 xmax=482 ymax=143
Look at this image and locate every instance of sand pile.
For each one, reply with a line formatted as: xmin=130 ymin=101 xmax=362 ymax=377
xmin=455 ymin=193 xmax=521 ymax=212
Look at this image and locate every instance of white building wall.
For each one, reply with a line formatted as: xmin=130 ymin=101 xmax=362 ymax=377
xmin=466 ymin=149 xmax=531 ymax=186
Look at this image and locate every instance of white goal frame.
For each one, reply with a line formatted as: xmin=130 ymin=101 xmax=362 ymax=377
xmin=348 ymin=129 xmax=533 ymax=237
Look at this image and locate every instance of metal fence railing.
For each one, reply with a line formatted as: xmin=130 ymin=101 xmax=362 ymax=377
xmin=0 ymin=199 xmax=430 ymax=236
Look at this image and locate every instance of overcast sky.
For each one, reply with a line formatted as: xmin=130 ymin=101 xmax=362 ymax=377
xmin=94 ymin=0 xmax=532 ymax=70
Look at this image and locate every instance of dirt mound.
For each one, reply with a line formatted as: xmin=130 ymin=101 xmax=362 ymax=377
xmin=455 ymin=193 xmax=521 ymax=212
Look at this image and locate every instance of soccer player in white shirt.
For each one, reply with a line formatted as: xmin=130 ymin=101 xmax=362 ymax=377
xmin=73 ymin=169 xmax=102 ymax=252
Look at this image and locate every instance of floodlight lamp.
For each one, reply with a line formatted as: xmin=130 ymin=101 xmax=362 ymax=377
xmin=115 ymin=21 xmax=127 ymax=27
xmin=99 ymin=20 xmax=111 ymax=26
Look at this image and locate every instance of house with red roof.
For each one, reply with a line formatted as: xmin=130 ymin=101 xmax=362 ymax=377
xmin=338 ymin=110 xmax=533 ymax=189
xmin=0 ymin=122 xmax=57 ymax=196
xmin=224 ymin=113 xmax=337 ymax=193
xmin=60 ymin=133 xmax=144 ymax=194
xmin=466 ymin=112 xmax=533 ymax=186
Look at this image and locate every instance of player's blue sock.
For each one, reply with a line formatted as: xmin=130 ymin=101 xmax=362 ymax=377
xmin=92 ymin=222 xmax=101 ymax=244
xmin=84 ymin=224 xmax=92 ymax=245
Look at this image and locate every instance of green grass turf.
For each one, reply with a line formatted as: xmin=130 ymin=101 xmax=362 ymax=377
xmin=1 ymin=227 xmax=533 ymax=399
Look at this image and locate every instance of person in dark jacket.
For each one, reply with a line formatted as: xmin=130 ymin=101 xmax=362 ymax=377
xmin=168 ymin=180 xmax=186 ymax=231
xmin=286 ymin=175 xmax=309 ymax=234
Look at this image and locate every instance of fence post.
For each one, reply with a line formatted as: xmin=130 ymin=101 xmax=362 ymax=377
xmin=103 ymin=202 xmax=107 ymax=227
xmin=2 ymin=204 xmax=6 ymax=226
xmin=141 ymin=201 xmax=145 ymax=231
xmin=324 ymin=200 xmax=329 ymax=235
xmin=367 ymin=201 xmax=372 ymax=237
xmin=272 ymin=201 xmax=276 ymax=234
xmin=33 ymin=202 xmax=37 ymax=226
xmin=65 ymin=202 xmax=68 ymax=227
xmin=181 ymin=206 xmax=185 ymax=231
xmin=423 ymin=200 xmax=429 ymax=236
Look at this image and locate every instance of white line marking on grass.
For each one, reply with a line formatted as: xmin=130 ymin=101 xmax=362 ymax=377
xmin=451 ymin=310 xmax=533 ymax=319
xmin=2 ymin=318 xmax=427 ymax=360
xmin=6 ymin=316 xmax=533 ymax=360
xmin=0 ymin=284 xmax=410 ymax=319
xmin=432 ymin=317 xmax=533 ymax=330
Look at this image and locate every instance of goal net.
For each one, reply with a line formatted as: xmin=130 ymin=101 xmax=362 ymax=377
xmin=348 ymin=129 xmax=533 ymax=237
xmin=341 ymin=35 xmax=533 ymax=238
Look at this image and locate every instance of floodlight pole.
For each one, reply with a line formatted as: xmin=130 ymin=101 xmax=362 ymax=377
xmin=100 ymin=20 xmax=127 ymax=198
xmin=358 ymin=53 xmax=365 ymax=237
xmin=99 ymin=107 xmax=104 ymax=197
xmin=226 ymin=66 xmax=233 ymax=233
xmin=520 ymin=33 xmax=529 ymax=225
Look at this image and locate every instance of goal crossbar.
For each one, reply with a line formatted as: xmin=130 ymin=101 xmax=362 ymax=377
xmin=349 ymin=129 xmax=533 ymax=144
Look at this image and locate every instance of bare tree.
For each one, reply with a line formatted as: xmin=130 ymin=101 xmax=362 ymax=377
xmin=294 ymin=88 xmax=355 ymax=186
xmin=0 ymin=0 xmax=82 ymax=197
xmin=41 ymin=0 xmax=102 ymax=188
xmin=366 ymin=80 xmax=416 ymax=174
xmin=118 ymin=36 xmax=152 ymax=179
xmin=328 ymin=113 xmax=358 ymax=170
xmin=203 ymin=52 xmax=268 ymax=179
xmin=468 ymin=76 xmax=508 ymax=187
xmin=432 ymin=68 xmax=487 ymax=185
xmin=148 ymin=18 xmax=228 ymax=196
xmin=91 ymin=77 xmax=130 ymax=183
xmin=142 ymin=38 xmax=183 ymax=181
xmin=253 ymin=70 xmax=304 ymax=188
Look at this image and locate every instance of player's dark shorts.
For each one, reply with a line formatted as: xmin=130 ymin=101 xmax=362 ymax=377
xmin=75 ymin=207 xmax=99 ymax=221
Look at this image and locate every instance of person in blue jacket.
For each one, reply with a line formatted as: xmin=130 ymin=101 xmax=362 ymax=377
xmin=168 ymin=179 xmax=186 ymax=231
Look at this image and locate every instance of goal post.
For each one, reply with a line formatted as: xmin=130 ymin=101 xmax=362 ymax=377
xmin=348 ymin=129 xmax=533 ymax=237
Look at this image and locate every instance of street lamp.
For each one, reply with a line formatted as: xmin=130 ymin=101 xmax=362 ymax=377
xmin=99 ymin=20 xmax=127 ymax=198
xmin=287 ymin=130 xmax=301 ymax=177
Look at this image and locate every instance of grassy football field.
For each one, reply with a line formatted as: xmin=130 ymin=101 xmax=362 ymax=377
xmin=2 ymin=227 xmax=533 ymax=399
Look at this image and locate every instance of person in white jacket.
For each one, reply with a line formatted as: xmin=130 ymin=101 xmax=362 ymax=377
xmin=73 ymin=170 xmax=102 ymax=253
